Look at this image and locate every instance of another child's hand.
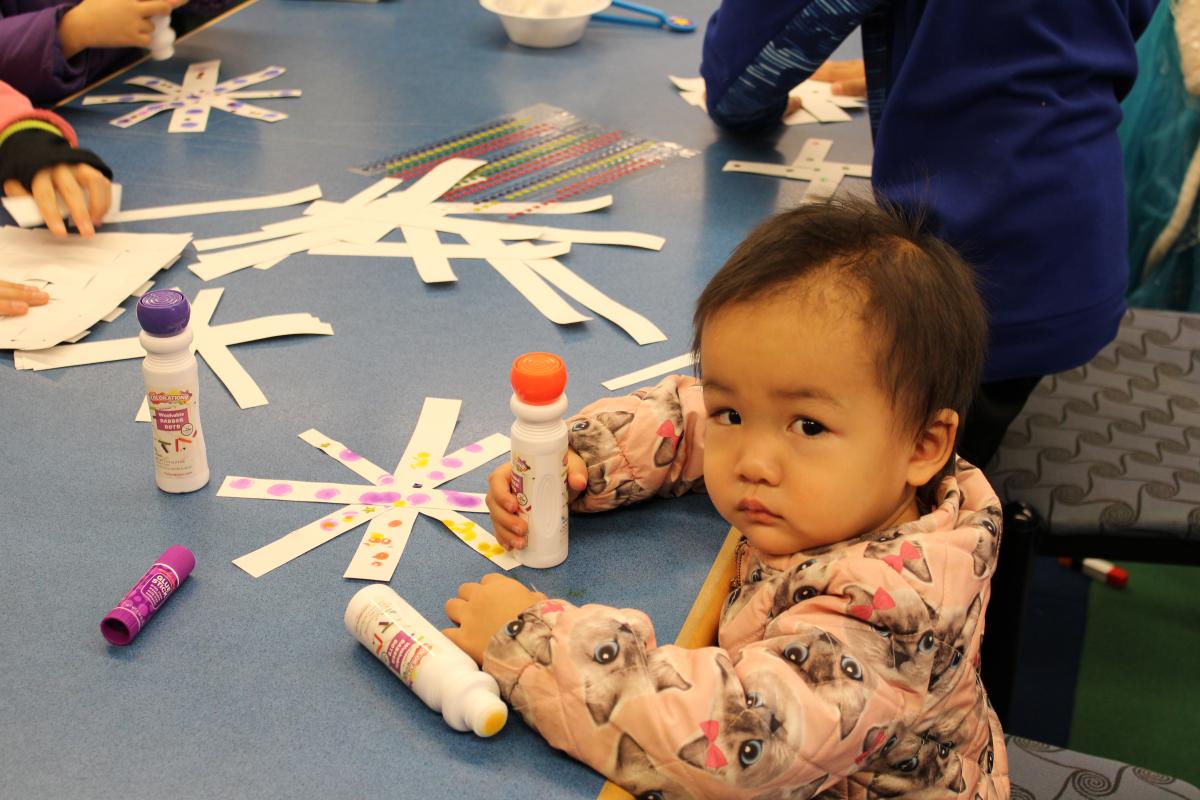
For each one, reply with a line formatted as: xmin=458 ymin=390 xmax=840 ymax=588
xmin=485 ymin=449 xmax=587 ymax=551
xmin=810 ymin=59 xmax=867 ymax=96
xmin=443 ymin=574 xmax=546 ymax=665
xmin=0 ymin=280 xmax=49 ymax=316
xmin=3 ymin=164 xmax=111 ymax=238
xmin=59 ymin=0 xmax=184 ymax=57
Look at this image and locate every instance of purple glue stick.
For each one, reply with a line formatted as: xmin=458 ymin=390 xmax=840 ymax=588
xmin=101 ymin=545 xmax=195 ymax=646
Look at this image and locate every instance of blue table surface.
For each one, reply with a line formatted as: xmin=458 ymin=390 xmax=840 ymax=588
xmin=0 ymin=2 xmax=869 ymax=797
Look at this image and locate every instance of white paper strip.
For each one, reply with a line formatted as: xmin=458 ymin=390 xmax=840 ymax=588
xmin=394 ymin=397 xmax=461 ymax=476
xmin=524 ymin=258 xmax=667 ymax=345
xmin=298 ymin=429 xmax=395 ymax=486
xmin=2 ymin=184 xmax=124 ymax=228
xmin=218 ymin=476 xmax=485 ymax=511
xmin=343 ymin=507 xmax=418 ymax=581
xmin=233 ymin=504 xmax=387 ymax=578
xmin=107 ymin=184 xmax=321 ymax=223
xmin=420 ymin=508 xmax=519 ymax=570
xmin=602 ymin=353 xmax=695 ymax=391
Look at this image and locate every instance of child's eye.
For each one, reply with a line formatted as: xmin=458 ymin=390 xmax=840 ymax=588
xmin=790 ymin=418 xmax=825 ymax=436
xmin=713 ymin=409 xmax=742 ymax=425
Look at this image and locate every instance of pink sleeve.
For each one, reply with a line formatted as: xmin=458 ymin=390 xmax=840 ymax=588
xmin=482 ymin=598 xmax=913 ymax=798
xmin=567 ymin=374 xmax=707 ymax=512
xmin=0 ymin=80 xmax=76 ymax=144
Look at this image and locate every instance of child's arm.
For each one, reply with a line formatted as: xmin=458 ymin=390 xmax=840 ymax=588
xmin=444 ymin=573 xmax=926 ymax=798
xmin=485 ymin=374 xmax=706 ymax=549
xmin=0 ymin=80 xmax=113 ymax=237
xmin=58 ymin=0 xmax=183 ymax=58
xmin=700 ymin=0 xmax=875 ymax=131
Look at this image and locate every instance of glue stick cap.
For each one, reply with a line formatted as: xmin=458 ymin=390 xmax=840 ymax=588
xmin=510 ymin=352 xmax=567 ymax=405
xmin=137 ymin=290 xmax=190 ymax=336
xmin=159 ymin=544 xmax=196 ymax=581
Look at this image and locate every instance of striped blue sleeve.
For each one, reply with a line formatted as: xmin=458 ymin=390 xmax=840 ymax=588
xmin=701 ymin=0 xmax=882 ymax=132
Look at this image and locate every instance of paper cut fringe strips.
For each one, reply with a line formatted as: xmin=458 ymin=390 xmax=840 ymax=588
xmin=14 ymin=287 xmax=333 ymax=419
xmin=225 ymin=397 xmax=518 ymax=580
xmin=83 ymin=60 xmax=300 ymax=133
xmin=724 ymin=138 xmax=871 ymax=204
xmin=188 ymin=157 xmax=668 ymax=345
xmin=669 ymin=75 xmax=865 ymax=126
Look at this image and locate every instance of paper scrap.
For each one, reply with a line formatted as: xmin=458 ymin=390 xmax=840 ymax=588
xmin=669 ymin=74 xmax=865 ymax=127
xmin=723 ymin=138 xmax=871 ymax=203
xmin=2 ymin=184 xmax=124 ymax=228
xmin=603 ymin=353 xmax=695 ymax=391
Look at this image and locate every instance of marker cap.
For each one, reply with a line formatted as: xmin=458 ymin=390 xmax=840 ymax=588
xmin=510 ymin=352 xmax=567 ymax=405
xmin=137 ymin=290 xmax=190 ymax=336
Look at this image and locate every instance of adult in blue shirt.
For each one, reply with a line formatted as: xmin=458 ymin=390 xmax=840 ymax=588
xmin=702 ymin=0 xmax=1157 ymax=468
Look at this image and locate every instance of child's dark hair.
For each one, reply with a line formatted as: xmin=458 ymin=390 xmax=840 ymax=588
xmin=692 ymin=194 xmax=988 ymax=494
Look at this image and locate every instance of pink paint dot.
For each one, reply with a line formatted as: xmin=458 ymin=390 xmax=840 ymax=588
xmin=315 ymin=488 xmax=340 ymax=500
xmin=407 ymin=493 xmax=431 ymax=506
xmin=339 ymin=449 xmax=361 ymax=461
xmin=443 ymin=491 xmax=481 ymax=508
xmin=359 ymin=491 xmax=402 ymax=505
xmin=267 ymin=483 xmax=293 ymax=496
xmin=378 ymin=475 xmax=395 ymax=485
xmin=440 ymin=457 xmax=463 ymax=468
xmin=427 ymin=470 xmax=446 ymax=481
xmin=465 ymin=443 xmax=483 ymax=453
xmin=230 ymin=478 xmax=254 ymax=490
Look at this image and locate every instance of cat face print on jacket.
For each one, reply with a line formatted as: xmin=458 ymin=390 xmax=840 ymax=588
xmin=927 ymin=594 xmax=982 ymax=698
xmin=568 ymin=614 xmax=691 ymax=725
xmin=630 ymin=381 xmax=686 ymax=467
xmin=763 ymin=621 xmax=875 ymax=740
xmin=569 ymin=411 xmax=646 ymax=503
xmin=860 ymin=726 xmax=966 ymax=798
xmin=961 ymin=505 xmax=1002 ymax=579
xmin=767 ymin=556 xmax=838 ymax=619
xmin=613 ymin=734 xmax=693 ymax=800
xmin=863 ymin=536 xmax=932 ymax=583
xmin=677 ymin=655 xmax=798 ymax=789
xmin=489 ymin=610 xmax=554 ymax=707
xmin=843 ymin=583 xmax=936 ymax=687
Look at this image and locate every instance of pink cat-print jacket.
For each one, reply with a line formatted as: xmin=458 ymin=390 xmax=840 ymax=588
xmin=483 ymin=375 xmax=1011 ymax=800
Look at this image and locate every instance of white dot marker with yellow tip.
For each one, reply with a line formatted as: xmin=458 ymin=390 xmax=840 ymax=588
xmin=345 ymin=585 xmax=508 ymax=738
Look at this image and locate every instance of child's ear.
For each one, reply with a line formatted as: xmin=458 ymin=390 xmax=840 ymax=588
xmin=906 ymin=409 xmax=958 ymax=488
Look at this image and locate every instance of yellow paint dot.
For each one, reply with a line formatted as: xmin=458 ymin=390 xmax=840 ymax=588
xmin=392 ymin=500 xmax=407 ymax=507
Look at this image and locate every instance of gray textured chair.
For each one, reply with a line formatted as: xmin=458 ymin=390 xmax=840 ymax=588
xmin=980 ymin=307 xmax=1199 ymax=737
xmin=1007 ymin=736 xmax=1199 ymax=799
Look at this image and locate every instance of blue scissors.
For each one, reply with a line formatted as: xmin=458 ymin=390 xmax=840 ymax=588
xmin=592 ymin=0 xmax=696 ymax=32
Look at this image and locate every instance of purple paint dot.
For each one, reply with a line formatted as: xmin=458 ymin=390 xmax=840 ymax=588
xmin=359 ymin=491 xmax=402 ymax=504
xmin=378 ymin=475 xmax=394 ymax=485
xmin=267 ymin=483 xmax=293 ymax=496
xmin=187 ymin=107 xmax=204 ymax=114
xmin=315 ymin=488 xmax=340 ymax=500
xmin=170 ymin=101 xmax=185 ymax=107
xmin=233 ymin=78 xmax=247 ymax=84
xmin=119 ymin=95 xmax=134 ymax=101
xmin=228 ymin=101 xmax=243 ymax=109
xmin=407 ymin=493 xmax=431 ymax=506
xmin=339 ymin=449 xmax=360 ymax=461
xmin=181 ymin=122 xmax=198 ymax=129
xmin=440 ymin=457 xmax=463 ymax=468
xmin=264 ymin=113 xmax=280 ymax=119
xmin=214 ymin=87 xmax=227 ymax=93
xmin=427 ymin=470 xmax=446 ymax=481
xmin=443 ymin=491 xmax=481 ymax=508
xmin=263 ymin=69 xmax=281 ymax=77
xmin=149 ymin=104 xmax=165 ymax=111
xmin=465 ymin=443 xmax=484 ymax=453
xmin=230 ymin=478 xmax=254 ymax=489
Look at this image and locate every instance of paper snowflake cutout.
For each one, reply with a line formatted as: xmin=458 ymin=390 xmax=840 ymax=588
xmin=188 ymin=157 xmax=668 ymax=344
xmin=82 ymin=60 xmax=300 ymax=133
xmin=225 ymin=397 xmax=518 ymax=580
xmin=669 ymin=75 xmax=865 ymax=126
xmin=14 ymin=287 xmax=333 ymax=417
xmin=724 ymin=138 xmax=871 ymax=203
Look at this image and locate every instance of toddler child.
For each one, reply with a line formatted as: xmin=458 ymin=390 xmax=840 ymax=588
xmin=446 ymin=197 xmax=1009 ymax=799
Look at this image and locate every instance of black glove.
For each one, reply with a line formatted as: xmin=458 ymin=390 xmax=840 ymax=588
xmin=0 ymin=128 xmax=113 ymax=190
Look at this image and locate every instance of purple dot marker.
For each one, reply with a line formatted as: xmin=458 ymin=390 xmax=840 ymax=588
xmin=229 ymin=478 xmax=254 ymax=490
xmin=267 ymin=483 xmax=293 ymax=497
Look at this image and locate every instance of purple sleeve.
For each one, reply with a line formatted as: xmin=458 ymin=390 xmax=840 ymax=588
xmin=0 ymin=3 xmax=137 ymax=105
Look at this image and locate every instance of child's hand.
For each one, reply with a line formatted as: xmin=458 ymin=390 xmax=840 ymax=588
xmin=58 ymin=0 xmax=184 ymax=57
xmin=3 ymin=164 xmax=111 ymax=238
xmin=442 ymin=574 xmax=546 ymax=665
xmin=485 ymin=449 xmax=587 ymax=551
xmin=0 ymin=281 xmax=49 ymax=316
xmin=810 ymin=59 xmax=867 ymax=96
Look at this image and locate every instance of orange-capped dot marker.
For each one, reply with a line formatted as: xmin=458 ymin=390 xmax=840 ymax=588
xmin=511 ymin=352 xmax=568 ymax=405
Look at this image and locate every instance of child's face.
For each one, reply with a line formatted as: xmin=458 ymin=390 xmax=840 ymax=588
xmin=700 ymin=289 xmax=923 ymax=555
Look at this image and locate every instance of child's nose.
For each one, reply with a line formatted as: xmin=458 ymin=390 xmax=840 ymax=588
xmin=735 ymin=441 xmax=782 ymax=486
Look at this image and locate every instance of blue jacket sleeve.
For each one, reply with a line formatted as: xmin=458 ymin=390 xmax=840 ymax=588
xmin=700 ymin=0 xmax=880 ymax=132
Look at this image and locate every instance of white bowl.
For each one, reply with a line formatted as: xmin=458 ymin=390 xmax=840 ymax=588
xmin=480 ymin=0 xmax=612 ymax=48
